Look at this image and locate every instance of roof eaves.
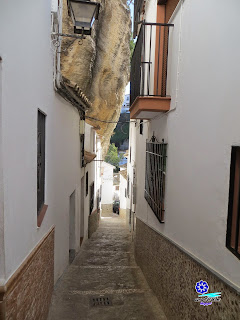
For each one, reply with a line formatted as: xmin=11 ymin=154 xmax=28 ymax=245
xmin=57 ymin=76 xmax=92 ymax=112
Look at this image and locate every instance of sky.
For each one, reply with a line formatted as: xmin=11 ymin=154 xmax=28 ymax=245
xmin=125 ymin=82 xmax=130 ymax=95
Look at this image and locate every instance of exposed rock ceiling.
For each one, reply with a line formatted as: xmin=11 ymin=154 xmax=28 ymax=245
xmin=61 ymin=0 xmax=131 ymax=156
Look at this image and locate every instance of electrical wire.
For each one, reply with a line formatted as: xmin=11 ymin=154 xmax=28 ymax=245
xmin=85 ymin=115 xmax=135 ymax=124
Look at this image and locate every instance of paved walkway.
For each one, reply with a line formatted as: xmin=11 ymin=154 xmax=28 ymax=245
xmin=48 ymin=213 xmax=167 ymax=320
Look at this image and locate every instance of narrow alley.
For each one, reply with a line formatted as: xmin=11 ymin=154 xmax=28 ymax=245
xmin=47 ymin=213 xmax=166 ymax=320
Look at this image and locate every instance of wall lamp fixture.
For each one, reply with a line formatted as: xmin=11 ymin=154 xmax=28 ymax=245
xmin=68 ymin=0 xmax=100 ymax=35
xmin=52 ymin=0 xmax=100 ymax=45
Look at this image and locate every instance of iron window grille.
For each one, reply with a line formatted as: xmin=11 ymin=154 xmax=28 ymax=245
xmin=144 ymin=136 xmax=167 ymax=223
xmin=86 ymin=172 xmax=89 ymax=197
xmin=89 ymin=182 xmax=94 ymax=215
xmin=37 ymin=110 xmax=46 ymax=214
xmin=140 ymin=120 xmax=143 ymax=135
xmin=226 ymin=146 xmax=240 ymax=259
xmin=80 ymin=134 xmax=85 ymax=168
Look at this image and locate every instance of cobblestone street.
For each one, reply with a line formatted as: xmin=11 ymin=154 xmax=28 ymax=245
xmin=48 ymin=213 xmax=167 ymax=320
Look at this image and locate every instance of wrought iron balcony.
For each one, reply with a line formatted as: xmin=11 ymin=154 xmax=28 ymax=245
xmin=130 ymin=22 xmax=174 ymax=119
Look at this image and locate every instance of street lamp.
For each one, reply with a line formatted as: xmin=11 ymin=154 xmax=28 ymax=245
xmin=68 ymin=0 xmax=100 ymax=35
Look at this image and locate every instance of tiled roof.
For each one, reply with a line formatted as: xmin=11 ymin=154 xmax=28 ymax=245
xmin=84 ymin=150 xmax=96 ymax=164
xmin=57 ymin=76 xmax=92 ymax=112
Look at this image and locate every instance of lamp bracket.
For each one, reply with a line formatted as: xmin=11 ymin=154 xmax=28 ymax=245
xmin=51 ymin=32 xmax=86 ymax=47
xmin=52 ymin=32 xmax=86 ymax=40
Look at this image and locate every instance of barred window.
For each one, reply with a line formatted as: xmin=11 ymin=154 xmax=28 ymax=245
xmin=37 ymin=110 xmax=46 ymax=214
xmin=86 ymin=172 xmax=88 ymax=197
xmin=80 ymin=134 xmax=85 ymax=168
xmin=89 ymin=182 xmax=94 ymax=215
xmin=144 ymin=137 xmax=167 ymax=223
xmin=226 ymin=147 xmax=240 ymax=259
xmin=140 ymin=120 xmax=143 ymax=135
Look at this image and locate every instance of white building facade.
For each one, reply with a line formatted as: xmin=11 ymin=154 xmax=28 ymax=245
xmin=120 ymin=169 xmax=127 ymax=220
xmin=0 ymin=0 xmax=102 ymax=318
xmin=101 ymin=161 xmax=114 ymax=215
xmin=128 ymin=0 xmax=240 ymax=318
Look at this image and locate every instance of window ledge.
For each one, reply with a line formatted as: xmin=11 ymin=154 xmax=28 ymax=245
xmin=37 ymin=204 xmax=48 ymax=227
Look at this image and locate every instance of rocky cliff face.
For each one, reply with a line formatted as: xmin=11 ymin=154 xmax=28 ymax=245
xmin=61 ymin=0 xmax=131 ymax=156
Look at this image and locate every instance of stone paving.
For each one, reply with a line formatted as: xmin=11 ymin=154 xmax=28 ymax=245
xmin=48 ymin=213 xmax=167 ymax=320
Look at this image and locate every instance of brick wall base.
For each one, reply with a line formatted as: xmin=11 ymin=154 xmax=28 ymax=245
xmin=135 ymin=218 xmax=240 ymax=320
xmin=0 ymin=228 xmax=54 ymax=320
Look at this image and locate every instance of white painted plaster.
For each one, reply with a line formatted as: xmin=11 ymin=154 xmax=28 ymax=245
xmin=101 ymin=162 xmax=114 ymax=204
xmin=0 ymin=55 xmax=5 ymax=285
xmin=120 ymin=172 xmax=127 ymax=209
xmin=130 ymin=0 xmax=240 ymax=288
xmin=84 ymin=124 xmax=102 ymax=238
xmin=0 ymin=0 xmax=88 ymax=284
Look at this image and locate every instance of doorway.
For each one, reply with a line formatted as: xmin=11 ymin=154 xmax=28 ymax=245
xmin=80 ymin=177 xmax=85 ymax=246
xmin=69 ymin=190 xmax=76 ymax=264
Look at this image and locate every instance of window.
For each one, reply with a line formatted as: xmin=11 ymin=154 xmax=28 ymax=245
xmin=140 ymin=120 xmax=143 ymax=135
xmin=127 ymin=175 xmax=130 ymax=198
xmin=86 ymin=172 xmax=88 ymax=196
xmin=80 ymin=134 xmax=85 ymax=168
xmin=144 ymin=138 xmax=167 ymax=223
xmin=37 ymin=110 xmax=46 ymax=214
xmin=226 ymin=147 xmax=240 ymax=259
xmin=89 ymin=182 xmax=94 ymax=215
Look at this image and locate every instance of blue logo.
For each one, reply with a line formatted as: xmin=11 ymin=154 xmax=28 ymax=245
xmin=195 ymin=280 xmax=209 ymax=294
xmin=194 ymin=280 xmax=221 ymax=306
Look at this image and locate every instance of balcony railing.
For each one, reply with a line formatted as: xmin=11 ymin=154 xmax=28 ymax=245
xmin=130 ymin=22 xmax=174 ymax=106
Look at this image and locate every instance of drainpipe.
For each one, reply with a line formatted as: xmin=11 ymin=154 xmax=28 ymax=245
xmin=52 ymin=0 xmax=63 ymax=91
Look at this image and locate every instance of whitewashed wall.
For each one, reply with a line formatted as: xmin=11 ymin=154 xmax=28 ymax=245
xmin=0 ymin=57 xmax=5 ymax=285
xmin=0 ymin=0 xmax=84 ymax=283
xmin=120 ymin=173 xmax=127 ymax=209
xmin=101 ymin=162 xmax=114 ymax=204
xmin=132 ymin=0 xmax=240 ymax=288
xmin=84 ymin=124 xmax=101 ymax=236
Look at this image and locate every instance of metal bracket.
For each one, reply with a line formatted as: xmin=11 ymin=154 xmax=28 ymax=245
xmin=51 ymin=32 xmax=86 ymax=40
xmin=51 ymin=31 xmax=86 ymax=48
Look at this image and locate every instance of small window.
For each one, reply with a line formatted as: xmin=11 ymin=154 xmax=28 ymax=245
xmin=86 ymin=172 xmax=89 ymax=197
xmin=80 ymin=134 xmax=85 ymax=168
xmin=140 ymin=120 xmax=143 ymax=135
xmin=145 ymin=138 xmax=167 ymax=223
xmin=226 ymin=147 xmax=240 ymax=259
xmin=37 ymin=110 xmax=46 ymax=214
xmin=89 ymin=182 xmax=94 ymax=215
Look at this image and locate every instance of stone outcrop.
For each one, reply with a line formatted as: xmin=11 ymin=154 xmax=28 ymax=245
xmin=61 ymin=0 xmax=131 ymax=156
